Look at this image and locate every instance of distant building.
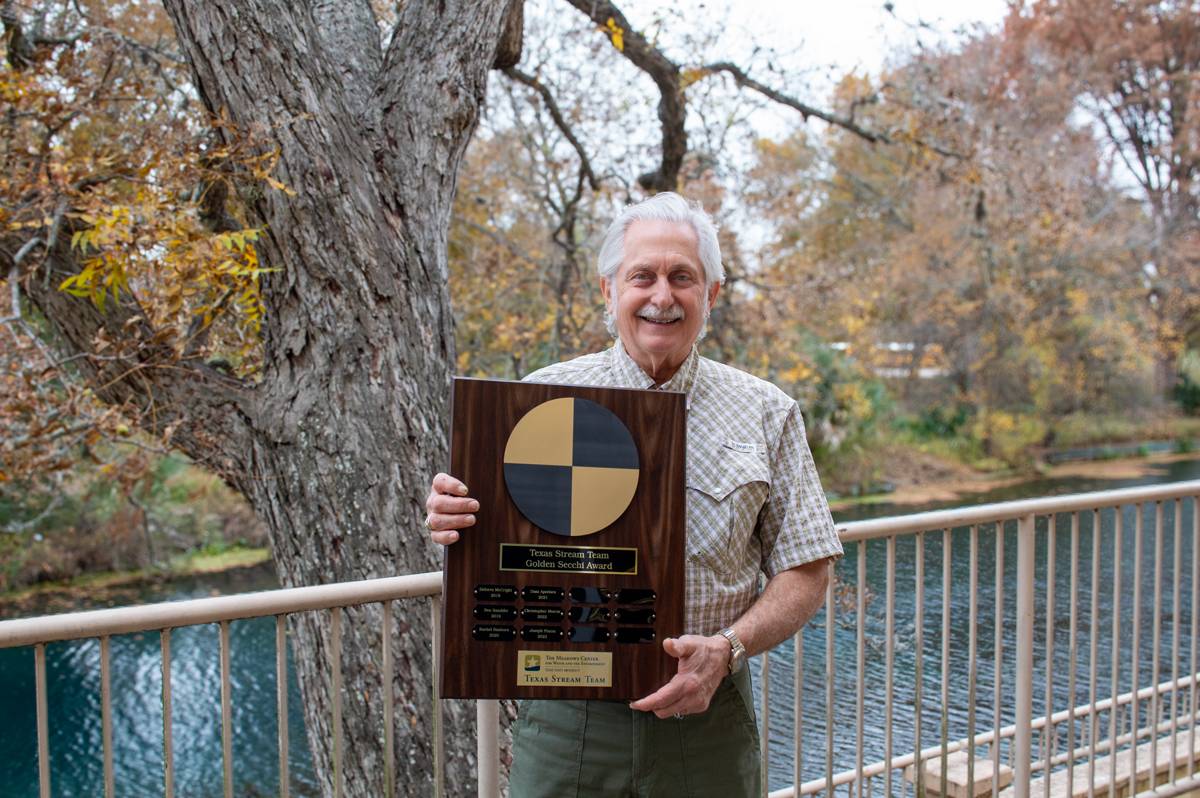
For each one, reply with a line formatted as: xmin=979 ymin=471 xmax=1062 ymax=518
xmin=830 ymin=341 xmax=949 ymax=379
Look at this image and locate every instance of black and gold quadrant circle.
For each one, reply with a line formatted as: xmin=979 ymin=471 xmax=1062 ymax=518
xmin=503 ymin=398 xmax=640 ymax=536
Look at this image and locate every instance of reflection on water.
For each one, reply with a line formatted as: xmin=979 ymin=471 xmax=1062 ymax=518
xmin=1 ymin=457 xmax=1198 ymax=795
xmin=0 ymin=567 xmax=318 ymax=798
xmin=753 ymin=455 xmax=1200 ymax=791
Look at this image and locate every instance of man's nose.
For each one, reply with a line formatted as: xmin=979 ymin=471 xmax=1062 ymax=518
xmin=650 ymin=276 xmax=673 ymax=305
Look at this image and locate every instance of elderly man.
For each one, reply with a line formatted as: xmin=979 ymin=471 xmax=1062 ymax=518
xmin=426 ymin=192 xmax=842 ymax=797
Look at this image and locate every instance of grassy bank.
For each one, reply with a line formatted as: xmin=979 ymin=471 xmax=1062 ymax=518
xmin=827 ymin=450 xmax=1200 ymax=512
xmin=1046 ymin=412 xmax=1200 ymax=451
xmin=0 ymin=453 xmax=267 ymax=595
xmin=0 ymin=543 xmax=272 ymax=606
xmin=816 ymin=409 xmax=1200 ymax=499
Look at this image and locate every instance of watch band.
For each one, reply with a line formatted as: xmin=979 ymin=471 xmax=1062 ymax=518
xmin=719 ymin=627 xmax=746 ymax=675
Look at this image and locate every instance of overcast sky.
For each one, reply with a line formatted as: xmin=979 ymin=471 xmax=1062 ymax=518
xmin=721 ymin=0 xmax=1009 ymax=74
xmin=636 ymin=0 xmax=1010 ymax=76
xmin=621 ymin=0 xmax=1011 ymax=140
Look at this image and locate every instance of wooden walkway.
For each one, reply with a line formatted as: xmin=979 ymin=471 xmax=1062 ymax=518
xmin=998 ymin=729 xmax=1200 ymax=798
xmin=905 ymin=731 xmax=1200 ymax=797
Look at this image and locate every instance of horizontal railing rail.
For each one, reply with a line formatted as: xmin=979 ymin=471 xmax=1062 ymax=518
xmin=838 ymin=480 xmax=1200 ymax=540
xmin=2 ymin=479 xmax=1198 ymax=798
xmin=0 ymin=572 xmax=444 ymax=649
xmin=7 ymin=480 xmax=1197 ymax=649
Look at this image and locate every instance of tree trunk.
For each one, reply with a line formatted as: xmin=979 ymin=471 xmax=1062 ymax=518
xmin=143 ymin=2 xmax=514 ymax=795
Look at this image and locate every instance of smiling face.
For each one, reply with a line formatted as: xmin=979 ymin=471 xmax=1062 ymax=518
xmin=600 ymin=219 xmax=720 ymax=384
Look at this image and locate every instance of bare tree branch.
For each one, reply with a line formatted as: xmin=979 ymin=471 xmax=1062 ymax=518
xmin=1 ymin=493 xmax=64 ymax=535
xmin=560 ymin=0 xmax=965 ymax=193
xmin=701 ymin=61 xmax=966 ymax=160
xmin=0 ymin=236 xmax=41 ymax=323
xmin=1 ymin=0 xmax=85 ymax=71
xmin=702 ymin=61 xmax=885 ymax=142
xmin=502 ymin=66 xmax=599 ymax=190
xmin=562 ymin=0 xmax=685 ymax=192
xmin=2 ymin=1 xmax=41 ymax=69
xmin=460 ymin=218 xmax=548 ymax=273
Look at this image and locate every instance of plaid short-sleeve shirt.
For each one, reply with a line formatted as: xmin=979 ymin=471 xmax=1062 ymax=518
xmin=524 ymin=340 xmax=843 ymax=636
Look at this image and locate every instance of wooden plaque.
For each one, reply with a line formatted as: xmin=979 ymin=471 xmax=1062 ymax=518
xmin=440 ymin=377 xmax=686 ymax=700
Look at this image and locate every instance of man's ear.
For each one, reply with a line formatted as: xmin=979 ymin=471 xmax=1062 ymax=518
xmin=600 ymin=277 xmax=613 ymax=309
xmin=706 ymin=279 xmax=721 ymax=310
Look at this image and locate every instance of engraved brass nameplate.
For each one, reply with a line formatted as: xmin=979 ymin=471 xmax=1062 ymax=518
xmin=515 ymin=650 xmax=613 ymax=688
xmin=499 ymin=543 xmax=637 ymax=575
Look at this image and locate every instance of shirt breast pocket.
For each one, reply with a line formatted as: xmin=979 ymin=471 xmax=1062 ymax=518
xmin=686 ymin=446 xmax=771 ymax=576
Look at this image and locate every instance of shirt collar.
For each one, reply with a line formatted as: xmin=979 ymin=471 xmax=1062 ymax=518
xmin=613 ymin=337 xmax=700 ymax=396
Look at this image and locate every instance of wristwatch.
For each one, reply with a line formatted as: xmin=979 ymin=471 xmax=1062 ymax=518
xmin=719 ymin=627 xmax=746 ymax=674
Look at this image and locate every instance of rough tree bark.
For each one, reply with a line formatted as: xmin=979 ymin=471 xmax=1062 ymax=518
xmin=21 ymin=1 xmax=519 ymax=795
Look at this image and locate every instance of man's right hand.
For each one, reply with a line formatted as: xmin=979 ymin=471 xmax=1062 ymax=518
xmin=425 ymin=472 xmax=478 ymax=545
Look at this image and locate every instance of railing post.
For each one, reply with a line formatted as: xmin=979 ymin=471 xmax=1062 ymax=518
xmin=476 ymin=699 xmax=499 ymax=798
xmin=431 ymin=597 xmax=445 ymax=798
xmin=1014 ymin=514 xmax=1036 ymax=797
xmin=760 ymin=649 xmax=770 ymax=797
xmin=35 ymin=642 xmax=50 ymax=798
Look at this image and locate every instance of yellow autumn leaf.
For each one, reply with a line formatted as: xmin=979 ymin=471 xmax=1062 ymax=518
xmin=680 ymin=68 xmax=708 ymax=90
xmin=781 ymin=363 xmax=815 ymax=384
xmin=605 ymin=17 xmax=624 ymax=51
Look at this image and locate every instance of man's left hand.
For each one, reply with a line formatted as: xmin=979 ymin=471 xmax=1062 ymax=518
xmin=628 ymin=634 xmax=730 ymax=718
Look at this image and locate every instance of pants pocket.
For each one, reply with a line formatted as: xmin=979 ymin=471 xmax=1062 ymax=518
xmin=510 ymin=700 xmax=597 ymax=798
xmin=673 ymin=676 xmax=761 ymax=798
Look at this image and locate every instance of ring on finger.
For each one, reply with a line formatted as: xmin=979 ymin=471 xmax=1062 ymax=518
xmin=424 ymin=516 xmax=434 ymax=530
xmin=672 ymin=712 xmax=684 ymax=720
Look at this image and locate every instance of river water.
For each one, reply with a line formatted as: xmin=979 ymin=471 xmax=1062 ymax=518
xmin=759 ymin=455 xmax=1200 ymax=791
xmin=0 ymin=567 xmax=320 ymax=797
xmin=2 ymin=455 xmax=1199 ymax=796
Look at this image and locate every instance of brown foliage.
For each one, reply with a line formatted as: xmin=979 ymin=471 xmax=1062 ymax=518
xmin=1 ymin=1 xmax=283 ymax=493
xmin=743 ymin=31 xmax=1155 ymax=426
xmin=1009 ymin=0 xmax=1200 ymax=378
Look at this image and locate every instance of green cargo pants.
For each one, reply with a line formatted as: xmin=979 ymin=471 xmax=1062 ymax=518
xmin=508 ymin=668 xmax=760 ymax=797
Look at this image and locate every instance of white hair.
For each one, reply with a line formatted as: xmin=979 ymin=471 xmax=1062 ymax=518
xmin=596 ymin=192 xmax=725 ymax=285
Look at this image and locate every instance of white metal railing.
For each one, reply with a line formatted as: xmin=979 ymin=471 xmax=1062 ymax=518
xmin=0 ymin=572 xmax=447 ymax=798
xmin=764 ymin=479 xmax=1200 ymax=798
xmin=1 ymin=480 xmax=1199 ymax=798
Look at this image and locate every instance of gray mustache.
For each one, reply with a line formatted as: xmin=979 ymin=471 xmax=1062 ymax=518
xmin=636 ymin=305 xmax=685 ymax=321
